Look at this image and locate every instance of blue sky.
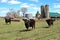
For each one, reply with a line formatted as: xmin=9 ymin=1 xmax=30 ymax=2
xmin=0 ymin=0 xmax=60 ymax=17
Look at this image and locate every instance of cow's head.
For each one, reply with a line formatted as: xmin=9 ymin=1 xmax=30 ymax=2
xmin=23 ymin=19 xmax=30 ymax=23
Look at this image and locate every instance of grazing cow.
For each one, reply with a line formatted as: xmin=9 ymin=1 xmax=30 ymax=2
xmin=46 ymin=18 xmax=55 ymax=26
xmin=23 ymin=19 xmax=35 ymax=30
xmin=5 ymin=17 xmax=11 ymax=24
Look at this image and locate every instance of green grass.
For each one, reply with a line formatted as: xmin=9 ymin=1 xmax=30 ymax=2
xmin=0 ymin=18 xmax=60 ymax=40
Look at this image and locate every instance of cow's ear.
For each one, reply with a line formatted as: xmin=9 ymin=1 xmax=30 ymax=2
xmin=22 ymin=19 xmax=24 ymax=21
xmin=22 ymin=19 xmax=26 ymax=22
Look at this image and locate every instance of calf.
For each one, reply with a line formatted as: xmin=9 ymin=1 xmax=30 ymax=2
xmin=5 ymin=17 xmax=11 ymax=24
xmin=46 ymin=18 xmax=55 ymax=26
xmin=23 ymin=19 xmax=35 ymax=30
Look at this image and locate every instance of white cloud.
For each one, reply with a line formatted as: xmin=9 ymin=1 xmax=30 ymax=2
xmin=29 ymin=0 xmax=39 ymax=2
xmin=54 ymin=5 xmax=60 ymax=8
xmin=0 ymin=10 xmax=9 ymax=17
xmin=51 ymin=9 xmax=60 ymax=13
xmin=1 ymin=0 xmax=21 ymax=4
xmin=8 ymin=0 xmax=21 ymax=4
xmin=54 ymin=10 xmax=60 ymax=13
xmin=29 ymin=4 xmax=36 ymax=6
xmin=20 ymin=3 xmax=36 ymax=8
xmin=20 ymin=3 xmax=39 ymax=11
xmin=0 ymin=10 xmax=9 ymax=14
xmin=0 ymin=7 xmax=7 ymax=10
xmin=20 ymin=3 xmax=40 ymax=16
xmin=50 ymin=3 xmax=60 ymax=13
xmin=20 ymin=3 xmax=39 ymax=12
xmin=20 ymin=3 xmax=30 ymax=8
xmin=33 ymin=7 xmax=39 ymax=10
xmin=1 ymin=0 xmax=8 ymax=3
xmin=53 ymin=3 xmax=60 ymax=8
xmin=0 ymin=7 xmax=9 ymax=16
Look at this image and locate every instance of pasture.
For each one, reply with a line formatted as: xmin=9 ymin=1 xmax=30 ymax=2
xmin=0 ymin=18 xmax=60 ymax=40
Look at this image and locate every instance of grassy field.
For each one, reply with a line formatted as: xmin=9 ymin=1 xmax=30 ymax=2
xmin=0 ymin=18 xmax=60 ymax=40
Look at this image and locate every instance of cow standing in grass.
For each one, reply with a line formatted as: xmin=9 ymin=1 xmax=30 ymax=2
xmin=46 ymin=18 xmax=55 ymax=27
xmin=23 ymin=19 xmax=35 ymax=30
xmin=4 ymin=16 xmax=11 ymax=24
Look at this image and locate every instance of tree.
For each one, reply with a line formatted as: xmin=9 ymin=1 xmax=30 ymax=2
xmin=35 ymin=11 xmax=40 ymax=20
xmin=6 ymin=8 xmax=20 ymax=18
xmin=16 ymin=10 xmax=20 ymax=17
xmin=6 ymin=12 xmax=11 ymax=18
xmin=21 ymin=7 xmax=27 ymax=17
xmin=9 ymin=8 xmax=16 ymax=18
xmin=35 ymin=11 xmax=40 ymax=19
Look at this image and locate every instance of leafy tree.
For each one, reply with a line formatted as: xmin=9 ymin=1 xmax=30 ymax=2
xmin=6 ymin=8 xmax=20 ymax=18
xmin=21 ymin=7 xmax=27 ymax=17
xmin=35 ymin=11 xmax=40 ymax=18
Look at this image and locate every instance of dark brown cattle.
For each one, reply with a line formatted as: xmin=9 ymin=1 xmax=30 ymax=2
xmin=5 ymin=17 xmax=11 ymax=24
xmin=46 ymin=18 xmax=55 ymax=26
xmin=23 ymin=19 xmax=35 ymax=30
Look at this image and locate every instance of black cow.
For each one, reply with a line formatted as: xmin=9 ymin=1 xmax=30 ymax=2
xmin=46 ymin=18 xmax=55 ymax=26
xmin=5 ymin=17 xmax=11 ymax=24
xmin=23 ymin=19 xmax=35 ymax=30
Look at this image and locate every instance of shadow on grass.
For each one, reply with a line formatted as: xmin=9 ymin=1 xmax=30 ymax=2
xmin=19 ymin=29 xmax=32 ymax=32
xmin=42 ymin=26 xmax=50 ymax=28
xmin=0 ymin=29 xmax=32 ymax=34
xmin=2 ymin=23 xmax=11 ymax=25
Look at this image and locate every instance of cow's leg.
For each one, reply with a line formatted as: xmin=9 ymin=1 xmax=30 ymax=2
xmin=10 ymin=22 xmax=11 ymax=24
xmin=9 ymin=21 xmax=11 ymax=24
xmin=51 ymin=21 xmax=53 ymax=25
xmin=49 ymin=20 xmax=53 ymax=27
xmin=6 ymin=19 xmax=9 ymax=24
xmin=32 ymin=24 xmax=35 ymax=29
xmin=34 ymin=25 xmax=35 ymax=29
xmin=6 ymin=21 xmax=8 ymax=24
xmin=46 ymin=20 xmax=51 ymax=27
xmin=10 ymin=19 xmax=11 ymax=24
xmin=32 ymin=26 xmax=33 ymax=29
xmin=5 ymin=19 xmax=7 ymax=24
xmin=52 ymin=22 xmax=53 ymax=25
xmin=26 ymin=26 xmax=29 ymax=30
xmin=6 ymin=22 xmax=8 ymax=24
xmin=25 ymin=24 xmax=29 ymax=30
xmin=31 ymin=25 xmax=35 ymax=29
